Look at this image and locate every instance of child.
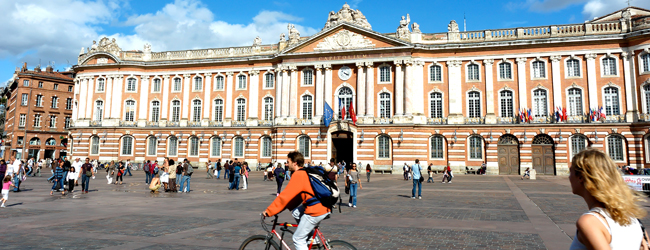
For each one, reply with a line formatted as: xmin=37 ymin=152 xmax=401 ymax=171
xmin=149 ymin=174 xmax=161 ymax=193
xmin=522 ymin=167 xmax=530 ymax=180
xmin=1 ymin=175 xmax=15 ymax=208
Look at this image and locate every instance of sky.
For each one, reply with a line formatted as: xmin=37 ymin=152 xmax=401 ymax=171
xmin=1 ymin=0 xmax=649 ymax=85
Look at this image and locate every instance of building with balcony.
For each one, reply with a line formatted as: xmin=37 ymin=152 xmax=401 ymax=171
xmin=4 ymin=63 xmax=75 ymax=160
xmin=69 ymin=5 xmax=650 ymax=175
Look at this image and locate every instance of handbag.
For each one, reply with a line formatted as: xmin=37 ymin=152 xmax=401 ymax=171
xmin=345 ymin=185 xmax=350 ymax=194
xmin=419 ymin=176 xmax=424 ymax=183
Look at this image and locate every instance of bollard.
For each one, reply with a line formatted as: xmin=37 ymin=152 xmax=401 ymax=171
xmin=530 ymin=169 xmax=537 ymax=180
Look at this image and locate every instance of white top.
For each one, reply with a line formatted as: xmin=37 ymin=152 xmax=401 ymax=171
xmin=570 ymin=207 xmax=643 ymax=250
xmin=72 ymin=161 xmax=83 ymax=171
xmin=68 ymin=168 xmax=79 ymax=180
xmin=12 ymin=159 xmax=21 ymax=174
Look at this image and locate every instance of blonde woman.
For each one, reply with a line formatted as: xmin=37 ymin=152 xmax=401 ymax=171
xmin=569 ymin=148 xmax=649 ymax=249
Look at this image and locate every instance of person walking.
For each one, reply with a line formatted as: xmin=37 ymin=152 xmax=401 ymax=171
xmin=206 ymin=160 xmax=214 ymax=179
xmin=80 ymin=158 xmax=94 ymax=193
xmin=13 ymin=160 xmax=24 ymax=192
xmin=346 ymin=163 xmax=362 ymax=207
xmin=411 ymin=159 xmax=423 ymax=199
xmin=242 ymin=162 xmax=249 ymax=190
xmin=167 ymin=159 xmax=177 ymax=192
xmin=125 ymin=159 xmax=133 ymax=176
xmin=175 ymin=161 xmax=183 ymax=189
xmin=569 ymin=148 xmax=649 ymax=249
xmin=106 ymin=161 xmax=115 ymax=184
xmin=9 ymin=155 xmax=21 ymax=192
xmin=35 ymin=159 xmax=42 ymax=177
xmin=427 ymin=163 xmax=434 ymax=183
xmin=365 ymin=164 xmax=372 ymax=182
xmin=115 ymin=162 xmax=125 ymax=185
xmin=403 ymin=163 xmax=409 ymax=181
xmin=215 ymin=159 xmax=222 ymax=179
xmin=179 ymin=159 xmax=193 ymax=193
xmin=521 ymin=167 xmax=530 ymax=180
xmin=0 ymin=160 xmax=6 ymax=193
xmin=224 ymin=160 xmax=231 ymax=180
xmin=2 ymin=175 xmax=16 ymax=207
xmin=50 ymin=164 xmax=64 ymax=196
xmin=274 ymin=163 xmax=285 ymax=195
xmin=143 ymin=160 xmax=151 ymax=184
xmin=67 ymin=162 xmax=78 ymax=194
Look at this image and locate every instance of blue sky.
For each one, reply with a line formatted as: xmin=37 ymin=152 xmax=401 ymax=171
xmin=1 ymin=0 xmax=648 ymax=85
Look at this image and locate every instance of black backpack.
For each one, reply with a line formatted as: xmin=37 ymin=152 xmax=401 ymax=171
xmin=302 ymin=166 xmax=340 ymax=210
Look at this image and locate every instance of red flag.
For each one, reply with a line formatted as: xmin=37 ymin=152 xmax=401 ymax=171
xmin=562 ymin=107 xmax=567 ymax=121
xmin=349 ymin=101 xmax=357 ymax=125
xmin=341 ymin=105 xmax=346 ymax=120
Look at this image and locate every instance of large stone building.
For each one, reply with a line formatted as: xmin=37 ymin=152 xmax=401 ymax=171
xmin=70 ymin=5 xmax=650 ymax=175
xmin=4 ymin=64 xmax=74 ymax=160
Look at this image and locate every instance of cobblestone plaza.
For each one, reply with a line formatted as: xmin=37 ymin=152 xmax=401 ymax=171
xmin=2 ymin=172 xmax=645 ymax=249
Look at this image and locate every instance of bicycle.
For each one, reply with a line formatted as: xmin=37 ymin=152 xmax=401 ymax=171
xmin=239 ymin=214 xmax=356 ymax=250
xmin=130 ymin=163 xmax=139 ymax=171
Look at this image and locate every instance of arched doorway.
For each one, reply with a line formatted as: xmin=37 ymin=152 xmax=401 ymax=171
xmin=498 ymin=134 xmax=519 ymax=175
xmin=331 ymin=131 xmax=353 ymax=164
xmin=532 ymin=134 xmax=555 ymax=175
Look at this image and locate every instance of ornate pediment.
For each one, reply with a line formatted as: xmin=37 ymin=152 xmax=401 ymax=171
xmin=314 ymin=30 xmax=375 ymax=51
xmin=324 ymin=4 xmax=372 ymax=30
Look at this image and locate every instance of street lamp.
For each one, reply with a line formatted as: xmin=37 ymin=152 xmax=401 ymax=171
xmin=359 ymin=129 xmax=364 ymax=142
xmin=594 ymin=129 xmax=598 ymax=141
xmin=282 ymin=130 xmax=286 ymax=142
xmin=453 ymin=129 xmax=457 ymax=143
xmin=399 ymin=129 xmax=404 ymax=143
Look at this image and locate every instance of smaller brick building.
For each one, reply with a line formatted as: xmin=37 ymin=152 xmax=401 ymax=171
xmin=3 ymin=64 xmax=75 ymax=160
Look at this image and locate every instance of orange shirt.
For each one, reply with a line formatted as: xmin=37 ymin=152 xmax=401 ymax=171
xmin=265 ymin=169 xmax=331 ymax=217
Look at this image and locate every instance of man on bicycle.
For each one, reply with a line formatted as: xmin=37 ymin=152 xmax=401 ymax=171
xmin=263 ymin=151 xmax=331 ymax=250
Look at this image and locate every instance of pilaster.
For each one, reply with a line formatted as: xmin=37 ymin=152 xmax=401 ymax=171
xmin=324 ymin=64 xmax=333 ymax=110
xmin=281 ymin=69 xmax=290 ymax=118
xmin=137 ymin=75 xmax=150 ymax=127
xmin=248 ymin=70 xmax=260 ymax=126
xmin=225 ymin=72 xmax=234 ymax=124
xmin=161 ymin=75 xmax=170 ymax=121
xmin=182 ymin=74 xmax=191 ymax=122
xmin=85 ymin=77 xmax=95 ymax=120
xmin=314 ymin=65 xmax=324 ymax=123
xmin=356 ymin=62 xmax=366 ymax=117
xmin=103 ymin=75 xmax=113 ymax=120
xmin=403 ymin=60 xmax=414 ymax=116
xmin=274 ymin=66 xmax=283 ymax=118
xmin=289 ymin=65 xmax=298 ymax=120
xmin=585 ymin=53 xmax=599 ymax=110
xmin=394 ymin=60 xmax=404 ymax=116
xmin=484 ymin=59 xmax=496 ymax=124
xmin=110 ymin=75 xmax=124 ymax=120
xmin=204 ymin=73 xmax=212 ymax=121
xmin=516 ymin=57 xmax=528 ymax=111
xmin=412 ymin=60 xmax=426 ymax=124
xmin=550 ymin=55 xmax=563 ymax=109
xmin=365 ymin=62 xmax=375 ymax=120
xmin=77 ymin=77 xmax=88 ymax=120
xmin=447 ymin=60 xmax=463 ymax=124
xmin=622 ymin=51 xmax=639 ymax=122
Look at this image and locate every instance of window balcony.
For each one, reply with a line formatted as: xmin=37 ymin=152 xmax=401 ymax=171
xmin=259 ymin=120 xmax=273 ymax=126
xmin=497 ymin=117 xmax=514 ymax=124
xmin=530 ymin=116 xmax=551 ymax=124
xmin=640 ymin=113 xmax=650 ymax=122
xmin=427 ymin=117 xmax=448 ymax=125
xmin=603 ymin=115 xmax=625 ymax=123
xmin=209 ymin=121 xmax=224 ymax=127
xmin=119 ymin=121 xmax=137 ymax=127
xmin=188 ymin=121 xmax=202 ymax=127
xmin=90 ymin=120 xmax=102 ymax=127
xmin=464 ymin=117 xmax=485 ymax=124
xmin=567 ymin=115 xmax=586 ymax=123
xmin=233 ymin=120 xmax=246 ymax=127
xmin=166 ymin=121 xmax=180 ymax=127
xmin=146 ymin=121 xmax=159 ymax=127
xmin=296 ymin=118 xmax=313 ymax=125
xmin=376 ymin=117 xmax=393 ymax=124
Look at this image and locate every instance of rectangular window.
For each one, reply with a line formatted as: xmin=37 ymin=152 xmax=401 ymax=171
xmin=265 ymin=73 xmax=274 ymax=88
xmin=379 ymin=93 xmax=391 ymax=118
xmin=469 ymin=137 xmax=482 ymax=159
xmin=38 ymin=82 xmax=43 ymax=88
xmin=148 ymin=137 xmax=157 ymax=156
xmin=378 ymin=136 xmax=390 ymax=158
xmin=468 ymin=92 xmax=481 ymax=118
xmin=430 ymin=93 xmax=442 ymax=118
xmin=211 ymin=138 xmax=221 ymax=157
xmin=36 ymin=95 xmax=43 ymax=107
xmin=51 ymin=97 xmax=58 ymax=108
xmin=49 ymin=115 xmax=56 ymax=128
xmin=236 ymin=99 xmax=246 ymax=121
xmin=23 ymin=80 xmax=29 ymax=87
xmin=171 ymin=101 xmax=181 ymax=122
xmin=607 ymin=136 xmax=624 ymax=161
xmin=19 ymin=114 xmax=26 ymax=127
xmin=173 ymin=78 xmax=182 ymax=92
xmin=34 ymin=114 xmax=41 ymax=127
xmin=263 ymin=98 xmax=273 ymax=121
xmin=380 ymin=66 xmax=391 ymax=82
xmin=234 ymin=138 xmax=244 ymax=157
xmin=65 ymin=117 xmax=71 ymax=129
xmin=97 ymin=79 xmax=105 ymax=92
xmin=571 ymin=136 xmax=586 ymax=156
xmin=91 ymin=137 xmax=100 ymax=155
xmin=53 ymin=84 xmax=58 ymax=90
xmin=430 ymin=65 xmax=442 ymax=82
xmin=604 ymin=87 xmax=620 ymax=115
xmin=215 ymin=76 xmax=224 ymax=90
xmin=468 ymin=64 xmax=480 ymax=81
xmin=68 ymin=86 xmax=73 ymax=92
xmin=152 ymin=79 xmax=161 ymax=92
xmin=66 ymin=98 xmax=73 ymax=110
xmin=237 ymin=75 xmax=247 ymax=89
xmin=500 ymin=91 xmax=513 ymax=117
xmin=533 ymin=61 xmax=546 ymax=78
xmin=302 ymin=70 xmax=313 ymax=86
xmin=431 ymin=137 xmax=443 ymax=159
xmin=532 ymin=90 xmax=547 ymax=117
xmin=17 ymin=137 xmax=23 ymax=145
xmin=567 ymin=59 xmax=581 ymax=77
xmin=194 ymin=77 xmax=203 ymax=91
xmin=21 ymin=94 xmax=28 ymax=106
xmin=168 ymin=137 xmax=178 ymax=156
xmin=603 ymin=58 xmax=617 ymax=76
xmin=122 ymin=137 xmax=133 ymax=155
xmin=126 ymin=78 xmax=137 ymax=92
xmin=302 ymin=96 xmax=313 ymax=119
xmin=643 ymin=54 xmax=650 ymax=73
xmin=262 ymin=137 xmax=271 ymax=157
xmin=499 ymin=63 xmax=512 ymax=79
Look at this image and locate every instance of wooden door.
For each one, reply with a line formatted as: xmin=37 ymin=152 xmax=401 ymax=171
xmin=498 ymin=145 xmax=519 ymax=175
xmin=532 ymin=134 xmax=556 ymax=175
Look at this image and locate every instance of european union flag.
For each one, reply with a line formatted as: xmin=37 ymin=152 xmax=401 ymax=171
xmin=323 ymin=102 xmax=334 ymax=127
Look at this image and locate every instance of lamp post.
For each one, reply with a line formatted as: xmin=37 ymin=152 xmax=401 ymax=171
xmin=399 ymin=129 xmax=404 ymax=143
xmin=359 ymin=129 xmax=364 ymax=143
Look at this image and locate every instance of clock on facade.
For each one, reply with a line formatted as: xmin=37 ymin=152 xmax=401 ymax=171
xmin=338 ymin=66 xmax=352 ymax=81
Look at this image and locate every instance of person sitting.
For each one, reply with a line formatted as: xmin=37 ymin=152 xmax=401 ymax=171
xmin=149 ymin=174 xmax=161 ymax=193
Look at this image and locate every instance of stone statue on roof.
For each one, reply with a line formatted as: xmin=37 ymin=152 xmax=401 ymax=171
xmin=90 ymin=40 xmax=98 ymax=52
xmin=288 ymin=24 xmax=300 ymax=45
xmin=280 ymin=33 xmax=286 ymax=42
xmin=324 ymin=3 xmax=372 ymax=30
xmin=253 ymin=36 xmax=262 ymax=46
xmin=396 ymin=14 xmax=411 ymax=40
xmin=448 ymin=20 xmax=459 ymax=32
xmin=412 ymin=22 xmax=421 ymax=33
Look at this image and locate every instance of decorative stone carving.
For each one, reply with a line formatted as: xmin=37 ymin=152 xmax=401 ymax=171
xmin=483 ymin=59 xmax=494 ymax=65
xmin=411 ymin=22 xmax=421 ymax=33
xmin=575 ymin=128 xmax=580 ymax=134
xmin=315 ymin=30 xmax=375 ymax=51
xmin=279 ymin=33 xmax=286 ymax=42
xmin=585 ymin=53 xmax=597 ymax=60
xmin=79 ymin=47 xmax=86 ymax=55
xmin=94 ymin=37 xmax=122 ymax=55
xmin=287 ymin=24 xmax=300 ymax=45
xmin=253 ymin=36 xmax=262 ymax=46
xmin=448 ymin=20 xmax=459 ymax=32
xmin=324 ymin=3 xmax=372 ymax=30
xmin=396 ymin=14 xmax=411 ymax=40
xmin=97 ymin=58 xmax=108 ymax=64
xmin=144 ymin=43 xmax=151 ymax=53
xmin=550 ymin=55 xmax=562 ymax=62
xmin=446 ymin=60 xmax=462 ymax=67
xmin=516 ymin=57 xmax=527 ymax=64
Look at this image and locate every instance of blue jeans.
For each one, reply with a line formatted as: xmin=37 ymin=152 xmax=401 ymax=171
xmin=176 ymin=174 xmax=182 ymax=183
xmin=81 ymin=175 xmax=90 ymax=192
xmin=225 ymin=169 xmax=230 ymax=179
xmin=62 ymin=171 xmax=68 ymax=184
xmin=230 ymin=174 xmax=241 ymax=190
xmin=216 ymin=170 xmax=221 ymax=179
xmin=52 ymin=178 xmax=61 ymax=191
xmin=285 ymin=170 xmax=291 ymax=180
xmin=125 ymin=167 xmax=132 ymax=176
xmin=348 ymin=183 xmax=358 ymax=206
xmin=13 ymin=175 xmax=21 ymax=191
xmin=145 ymin=171 xmax=150 ymax=183
xmin=180 ymin=175 xmax=191 ymax=192
xmin=412 ymin=179 xmax=422 ymax=198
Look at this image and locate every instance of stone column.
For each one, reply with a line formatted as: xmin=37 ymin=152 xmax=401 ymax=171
xmin=404 ymin=60 xmax=414 ymax=117
xmin=394 ymin=60 xmax=404 ymax=116
xmin=281 ymin=69 xmax=290 ymax=117
xmin=622 ymin=51 xmax=639 ymax=122
xmin=72 ymin=79 xmax=79 ymax=121
xmin=138 ymin=75 xmax=150 ymax=127
xmin=447 ymin=60 xmax=463 ymax=124
xmin=484 ymin=59 xmax=496 ymax=124
xmin=204 ymin=73 xmax=212 ymax=121
xmin=111 ymin=75 xmax=123 ymax=120
xmin=161 ymin=75 xmax=170 ymax=121
xmin=324 ymin=64 xmax=333 ymax=111
xmin=103 ymin=75 xmax=113 ymax=120
xmin=225 ymin=72 xmax=234 ymax=125
xmin=182 ymin=74 xmax=191 ymax=123
xmin=85 ymin=77 xmax=95 ymax=120
xmin=585 ymin=53 xmax=599 ymax=110
xmin=550 ymin=55 xmax=563 ymax=109
xmin=365 ymin=62 xmax=375 ymax=118
xmin=289 ymin=65 xmax=298 ymax=119
xmin=274 ymin=67 xmax=283 ymax=118
xmin=314 ymin=65 xmax=324 ymax=122
xmin=516 ymin=57 xmax=528 ymax=110
xmin=78 ymin=77 xmax=88 ymax=120
xmin=412 ymin=60 xmax=426 ymax=122
xmin=356 ymin=62 xmax=366 ymax=117
xmin=248 ymin=70 xmax=260 ymax=126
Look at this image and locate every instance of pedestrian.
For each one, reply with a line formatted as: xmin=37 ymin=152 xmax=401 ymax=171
xmin=411 ymin=159 xmax=423 ymax=199
xmin=403 ymin=163 xmax=409 ymax=181
xmin=175 ymin=161 xmax=183 ymax=189
xmin=228 ymin=161 xmax=235 ymax=188
xmin=125 ymin=159 xmax=133 ymax=176
xmin=144 ymin=160 xmax=151 ymax=184
xmin=365 ymin=164 xmax=372 ymax=182
xmin=81 ymin=158 xmax=94 ymax=193
xmin=480 ymin=161 xmax=487 ymax=175
xmin=242 ymin=162 xmax=249 ymax=190
xmin=346 ymin=163 xmax=362 ymax=207
xmin=569 ymin=148 xmax=649 ymax=249
xmin=179 ymin=159 xmax=193 ymax=193
xmin=1 ymin=175 xmax=15 ymax=207
xmin=13 ymin=160 xmax=24 ymax=192
xmin=106 ymin=161 xmax=115 ymax=184
xmin=224 ymin=160 xmax=231 ymax=180
xmin=215 ymin=159 xmax=222 ymax=179
xmin=285 ymin=163 xmax=291 ymax=181
xmin=521 ymin=167 xmax=530 ymax=180
xmin=115 ymin=162 xmax=125 ymax=185
xmin=206 ymin=160 xmax=214 ymax=179
xmin=160 ymin=160 xmax=169 ymax=191
xmin=50 ymin=163 xmax=64 ymax=196
xmin=427 ymin=163 xmax=434 ymax=183
xmin=70 ymin=158 xmax=82 ymax=187
xmin=67 ymin=162 xmax=78 ymax=194
xmin=35 ymin=159 xmax=42 ymax=177
xmin=8 ymin=155 xmax=21 ymax=192
xmin=149 ymin=173 xmax=161 ymax=193
xmin=445 ymin=165 xmax=453 ymax=183
xmin=0 ymin=160 xmax=6 ymax=192
xmin=167 ymin=159 xmax=177 ymax=192
xmin=274 ymin=163 xmax=285 ymax=195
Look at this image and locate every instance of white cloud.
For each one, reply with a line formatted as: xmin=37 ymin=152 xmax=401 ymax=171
xmin=512 ymin=0 xmax=650 ymax=21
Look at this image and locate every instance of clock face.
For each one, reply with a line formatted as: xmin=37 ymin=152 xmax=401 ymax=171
xmin=338 ymin=66 xmax=352 ymax=81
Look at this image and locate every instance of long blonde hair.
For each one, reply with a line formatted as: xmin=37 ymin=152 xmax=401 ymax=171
xmin=572 ymin=148 xmax=646 ymax=225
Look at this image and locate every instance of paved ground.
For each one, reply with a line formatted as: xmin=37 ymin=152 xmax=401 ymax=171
xmin=0 ymin=170 xmax=648 ymax=249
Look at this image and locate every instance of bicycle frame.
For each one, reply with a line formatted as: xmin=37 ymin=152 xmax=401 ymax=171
xmin=266 ymin=215 xmax=329 ymax=250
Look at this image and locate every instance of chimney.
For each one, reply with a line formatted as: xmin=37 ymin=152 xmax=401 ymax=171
xmin=35 ymin=65 xmax=41 ymax=72
xmin=21 ymin=62 xmax=27 ymax=72
xmin=46 ymin=65 xmax=53 ymax=73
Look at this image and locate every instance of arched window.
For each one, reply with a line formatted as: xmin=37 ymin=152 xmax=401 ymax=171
xmin=499 ymin=62 xmax=512 ymax=80
xmin=237 ymin=75 xmax=247 ymax=89
xmin=430 ymin=92 xmax=443 ymax=118
xmin=121 ymin=136 xmax=133 ymax=155
xmin=379 ymin=66 xmax=391 ymax=83
xmin=147 ymin=136 xmax=157 ymax=156
xmin=234 ymin=137 xmax=244 ymax=157
xmin=215 ymin=75 xmax=224 ymax=90
xmin=532 ymin=89 xmax=547 ymax=117
xmin=298 ymin=136 xmax=310 ymax=157
xmin=236 ymin=98 xmax=246 ymax=121
xmin=263 ymin=97 xmax=274 ymax=121
xmin=642 ymin=54 xmax=650 ymax=73
xmin=532 ymin=61 xmax=546 ymax=78
xmin=499 ymin=90 xmax=513 ymax=117
xmin=338 ymin=87 xmax=353 ymax=119
xmin=567 ymin=59 xmax=581 ymax=77
xmin=467 ymin=64 xmax=480 ymax=81
xmin=469 ymin=136 xmax=483 ymax=160
xmin=173 ymin=77 xmax=182 ymax=92
xmin=94 ymin=100 xmax=104 ymax=121
xmin=607 ymin=135 xmax=624 ymax=161
xmin=90 ymin=136 xmax=100 ymax=155
xmin=644 ymin=85 xmax=650 ymax=114
xmin=124 ymin=100 xmax=135 ymax=121
xmin=379 ymin=92 xmax=391 ymax=118
xmin=262 ymin=136 xmax=272 ymax=157
xmin=567 ymin=88 xmax=583 ymax=116
xmin=377 ymin=135 xmax=390 ymax=158
xmin=430 ymin=136 xmax=444 ymax=159
xmin=45 ymin=138 xmax=56 ymax=146
xmin=429 ymin=65 xmax=442 ymax=82
xmin=152 ymin=78 xmax=161 ymax=92
xmin=168 ymin=136 xmax=178 ymax=156
xmin=188 ymin=136 xmax=199 ymax=156
xmin=570 ymin=134 xmax=587 ymax=157
xmin=194 ymin=76 xmax=203 ymax=91
xmin=604 ymin=87 xmax=620 ymax=115
xmin=302 ymin=69 xmax=313 ymax=86
xmin=192 ymin=99 xmax=202 ymax=122
xmin=126 ymin=78 xmax=137 ymax=92
xmin=211 ymin=137 xmax=221 ymax=157
xmin=97 ymin=78 xmax=105 ymax=92
xmin=468 ymin=91 xmax=481 ymax=118
xmin=602 ymin=57 xmax=617 ymax=76
xmin=213 ymin=99 xmax=224 ymax=122
xmin=302 ymin=95 xmax=313 ymax=119
xmin=150 ymin=101 xmax=160 ymax=122
xmin=265 ymin=73 xmax=274 ymax=88
xmin=29 ymin=137 xmax=40 ymax=145
xmin=171 ymin=100 xmax=181 ymax=122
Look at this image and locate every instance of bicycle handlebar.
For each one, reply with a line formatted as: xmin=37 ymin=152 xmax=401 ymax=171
xmin=260 ymin=214 xmax=278 ymax=233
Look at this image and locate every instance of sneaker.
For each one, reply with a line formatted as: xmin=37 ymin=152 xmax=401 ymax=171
xmin=353 ymin=205 xmax=357 ymax=208
xmin=411 ymin=197 xmax=415 ymax=199
xmin=418 ymin=196 xmax=422 ymax=199
xmin=348 ymin=203 xmax=352 ymax=207
xmin=448 ymin=181 xmax=452 ymax=183
xmin=1 ymin=204 xmax=5 ymax=208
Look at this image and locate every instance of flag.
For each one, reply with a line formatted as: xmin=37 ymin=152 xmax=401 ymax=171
xmin=323 ymin=102 xmax=334 ymax=127
xmin=349 ymin=101 xmax=357 ymax=125
xmin=555 ymin=107 xmax=560 ymax=122
xmin=339 ymin=98 xmax=346 ymax=120
xmin=562 ymin=107 xmax=567 ymax=121
xmin=599 ymin=106 xmax=606 ymax=119
xmin=527 ymin=108 xmax=532 ymax=122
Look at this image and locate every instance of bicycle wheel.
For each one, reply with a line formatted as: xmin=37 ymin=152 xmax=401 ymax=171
xmin=324 ymin=240 xmax=356 ymax=250
xmin=239 ymin=235 xmax=280 ymax=250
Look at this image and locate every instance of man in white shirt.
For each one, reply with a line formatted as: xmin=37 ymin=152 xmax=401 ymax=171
xmin=11 ymin=155 xmax=22 ymax=192
xmin=72 ymin=158 xmax=83 ymax=179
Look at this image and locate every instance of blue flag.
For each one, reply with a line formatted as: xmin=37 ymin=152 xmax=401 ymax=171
xmin=323 ymin=102 xmax=334 ymax=127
